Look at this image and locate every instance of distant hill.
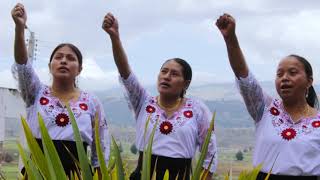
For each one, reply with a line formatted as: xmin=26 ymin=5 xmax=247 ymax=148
xmin=95 ymin=81 xmax=320 ymax=128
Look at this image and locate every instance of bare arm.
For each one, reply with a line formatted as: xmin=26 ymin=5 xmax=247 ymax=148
xmin=216 ymin=13 xmax=248 ymax=78
xmin=102 ymin=13 xmax=131 ymax=79
xmin=12 ymin=3 xmax=28 ymax=65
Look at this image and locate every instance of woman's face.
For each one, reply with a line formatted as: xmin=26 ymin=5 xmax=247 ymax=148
xmin=157 ymin=60 xmax=189 ymax=98
xmin=275 ymin=56 xmax=312 ymax=101
xmin=49 ymin=45 xmax=82 ymax=81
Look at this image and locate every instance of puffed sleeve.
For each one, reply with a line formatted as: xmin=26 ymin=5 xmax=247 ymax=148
xmin=119 ymin=73 xmax=148 ymax=120
xmin=236 ymin=71 xmax=272 ymax=122
xmin=12 ymin=60 xmax=41 ymax=107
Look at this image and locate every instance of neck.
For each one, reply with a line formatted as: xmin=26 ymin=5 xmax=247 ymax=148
xmin=158 ymin=94 xmax=182 ymax=110
xmin=52 ymin=79 xmax=76 ymax=94
xmin=282 ymin=97 xmax=308 ymax=111
xmin=282 ymin=97 xmax=311 ymax=122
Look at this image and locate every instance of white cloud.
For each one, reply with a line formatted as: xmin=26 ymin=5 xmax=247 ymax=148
xmin=2 ymin=0 xmax=320 ymax=91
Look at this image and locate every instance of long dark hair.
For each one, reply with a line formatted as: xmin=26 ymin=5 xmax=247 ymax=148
xmin=162 ymin=58 xmax=192 ymax=98
xmin=289 ymin=54 xmax=319 ymax=109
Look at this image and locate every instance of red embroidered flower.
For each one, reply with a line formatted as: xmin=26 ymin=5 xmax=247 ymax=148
xmin=159 ymin=121 xmax=173 ymax=135
xmin=281 ymin=128 xmax=296 ymax=141
xmin=146 ymin=105 xmax=156 ymax=113
xmin=270 ymin=107 xmax=280 ymax=116
xmin=55 ymin=113 xmax=70 ymax=127
xmin=40 ymin=97 xmax=49 ymax=105
xmin=183 ymin=110 xmax=193 ymax=118
xmin=312 ymin=121 xmax=320 ymax=128
xmin=79 ymin=103 xmax=88 ymax=111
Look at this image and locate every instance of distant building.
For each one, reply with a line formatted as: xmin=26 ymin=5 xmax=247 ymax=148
xmin=0 ymin=87 xmax=25 ymax=151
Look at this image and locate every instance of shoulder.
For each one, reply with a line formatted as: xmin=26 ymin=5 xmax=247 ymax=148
xmin=185 ymin=97 xmax=212 ymax=117
xmin=78 ymin=90 xmax=102 ymax=108
xmin=186 ymin=97 xmax=210 ymax=109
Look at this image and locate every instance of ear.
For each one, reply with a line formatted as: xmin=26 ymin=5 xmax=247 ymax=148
xmin=307 ymin=76 xmax=313 ymax=88
xmin=77 ymin=66 xmax=83 ymax=75
xmin=48 ymin=63 xmax=51 ymax=73
xmin=184 ymin=80 xmax=191 ymax=90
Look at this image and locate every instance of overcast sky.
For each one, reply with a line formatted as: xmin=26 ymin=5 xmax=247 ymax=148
xmin=1 ymin=0 xmax=320 ymax=91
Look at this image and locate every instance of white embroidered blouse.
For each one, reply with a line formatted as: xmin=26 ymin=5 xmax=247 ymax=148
xmin=12 ymin=61 xmax=110 ymax=167
xmin=120 ymin=73 xmax=218 ymax=173
xmin=237 ymin=72 xmax=320 ymax=175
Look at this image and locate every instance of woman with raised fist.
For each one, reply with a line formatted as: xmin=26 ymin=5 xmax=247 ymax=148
xmin=102 ymin=13 xmax=218 ymax=180
xmin=216 ymin=13 xmax=320 ymax=179
xmin=12 ymin=3 xmax=110 ymax=177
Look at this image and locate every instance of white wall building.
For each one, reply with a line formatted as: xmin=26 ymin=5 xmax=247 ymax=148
xmin=0 ymin=87 xmax=25 ymax=143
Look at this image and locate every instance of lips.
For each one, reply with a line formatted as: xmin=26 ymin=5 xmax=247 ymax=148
xmin=58 ymin=66 xmax=69 ymax=72
xmin=159 ymin=82 xmax=171 ymax=88
xmin=280 ymin=84 xmax=293 ymax=92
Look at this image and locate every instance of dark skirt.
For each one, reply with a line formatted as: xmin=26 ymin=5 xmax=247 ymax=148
xmin=256 ymin=171 xmax=319 ymax=180
xmin=130 ymin=151 xmax=192 ymax=180
xmin=22 ymin=138 xmax=89 ymax=177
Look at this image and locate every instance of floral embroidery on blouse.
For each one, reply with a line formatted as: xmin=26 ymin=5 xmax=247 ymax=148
xmin=281 ymin=128 xmax=297 ymax=141
xmin=270 ymin=99 xmax=320 ymax=141
xmin=143 ymin=97 xmax=196 ymax=135
xmin=312 ymin=121 xmax=320 ymax=128
xmin=55 ymin=113 xmax=70 ymax=127
xmin=159 ymin=121 xmax=173 ymax=135
xmin=79 ymin=103 xmax=88 ymax=111
xmin=146 ymin=105 xmax=156 ymax=113
xmin=40 ymin=97 xmax=49 ymax=105
xmin=183 ymin=110 xmax=193 ymax=118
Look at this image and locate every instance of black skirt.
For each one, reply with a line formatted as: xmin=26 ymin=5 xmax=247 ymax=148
xmin=130 ymin=151 xmax=192 ymax=180
xmin=22 ymin=138 xmax=89 ymax=177
xmin=256 ymin=171 xmax=319 ymax=180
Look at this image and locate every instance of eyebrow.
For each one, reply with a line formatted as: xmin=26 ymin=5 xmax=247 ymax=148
xmin=55 ymin=52 xmax=76 ymax=57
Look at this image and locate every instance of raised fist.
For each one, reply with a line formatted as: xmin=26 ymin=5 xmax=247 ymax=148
xmin=11 ymin=3 xmax=27 ymax=29
xmin=216 ymin=13 xmax=236 ymax=39
xmin=102 ymin=13 xmax=119 ymax=38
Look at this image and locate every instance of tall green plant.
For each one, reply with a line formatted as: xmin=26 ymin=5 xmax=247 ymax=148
xmin=66 ymin=105 xmax=93 ymax=180
xmin=192 ymin=111 xmax=216 ymax=180
xmin=141 ymin=118 xmax=158 ymax=180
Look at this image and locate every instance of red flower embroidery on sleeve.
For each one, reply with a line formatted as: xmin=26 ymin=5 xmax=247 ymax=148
xmin=312 ymin=121 xmax=320 ymax=128
xmin=146 ymin=105 xmax=156 ymax=113
xmin=79 ymin=103 xmax=88 ymax=111
xmin=159 ymin=121 xmax=173 ymax=135
xmin=183 ymin=110 xmax=193 ymax=118
xmin=40 ymin=97 xmax=49 ymax=105
xmin=55 ymin=113 xmax=70 ymax=127
xmin=270 ymin=107 xmax=280 ymax=116
xmin=281 ymin=128 xmax=296 ymax=141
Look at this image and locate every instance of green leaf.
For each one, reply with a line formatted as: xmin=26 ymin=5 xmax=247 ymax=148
xmin=20 ymin=116 xmax=50 ymax=178
xmin=66 ymin=104 xmax=93 ymax=180
xmin=163 ymin=169 xmax=169 ymax=180
xmin=201 ymin=151 xmax=216 ymax=179
xmin=141 ymin=117 xmax=159 ymax=180
xmin=94 ymin=112 xmax=108 ymax=180
xmin=192 ymin=111 xmax=216 ymax=180
xmin=111 ymin=136 xmax=125 ymax=180
xmin=37 ymin=113 xmax=68 ymax=180
xmin=17 ymin=142 xmax=42 ymax=180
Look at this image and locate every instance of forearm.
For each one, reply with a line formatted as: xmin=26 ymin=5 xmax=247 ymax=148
xmin=14 ymin=26 xmax=28 ymax=65
xmin=224 ymin=34 xmax=248 ymax=78
xmin=110 ymin=36 xmax=131 ymax=79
